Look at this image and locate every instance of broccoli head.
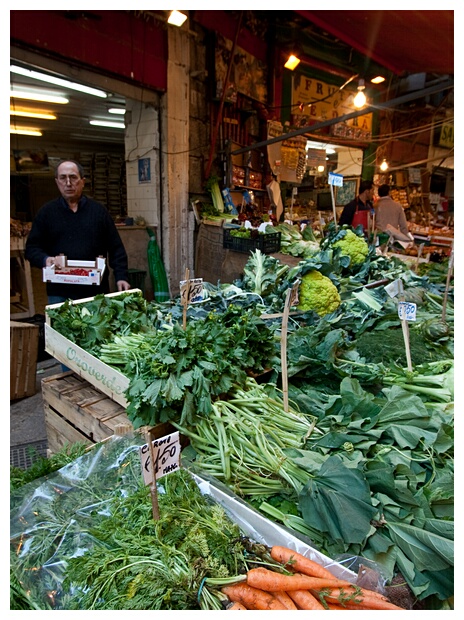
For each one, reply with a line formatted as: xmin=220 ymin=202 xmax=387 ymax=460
xmin=297 ymin=270 xmax=341 ymax=316
xmin=332 ymin=229 xmax=369 ymax=266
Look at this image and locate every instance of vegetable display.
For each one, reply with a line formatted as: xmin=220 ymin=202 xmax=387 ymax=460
xmin=39 ymin=223 xmax=454 ymax=609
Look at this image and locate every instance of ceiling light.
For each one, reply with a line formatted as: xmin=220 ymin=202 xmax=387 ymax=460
xmin=284 ymin=54 xmax=301 ymax=71
xmin=89 ymin=120 xmax=125 ymax=129
xmin=10 ymin=109 xmax=56 ymax=120
xmin=10 ymin=89 xmax=69 ymax=104
xmin=10 ymin=126 xmax=42 ymax=136
xmin=108 ymin=108 xmax=125 ymax=115
xmin=167 ymin=11 xmax=187 ymax=27
xmin=353 ymin=79 xmax=367 ymax=109
xmin=11 ymin=64 xmax=108 ymax=98
xmin=371 ymin=76 xmax=385 ymax=84
xmin=380 ymin=159 xmax=389 ymax=171
xmin=317 ymin=165 xmax=325 ymax=172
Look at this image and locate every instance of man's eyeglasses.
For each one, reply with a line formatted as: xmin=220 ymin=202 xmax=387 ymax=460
xmin=57 ymin=175 xmax=81 ymax=183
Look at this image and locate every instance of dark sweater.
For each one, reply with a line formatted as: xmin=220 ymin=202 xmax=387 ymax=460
xmin=338 ymin=196 xmax=373 ymax=226
xmin=25 ymin=195 xmax=129 ymax=299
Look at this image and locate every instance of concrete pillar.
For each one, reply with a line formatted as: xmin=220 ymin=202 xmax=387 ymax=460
xmin=160 ymin=23 xmax=192 ymax=296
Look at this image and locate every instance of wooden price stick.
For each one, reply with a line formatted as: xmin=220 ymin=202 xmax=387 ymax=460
xmin=281 ymin=281 xmax=300 ymax=412
xmin=145 ymin=427 xmax=160 ymax=521
xmin=280 ymin=289 xmax=291 ymax=413
xmin=398 ymin=280 xmax=413 ymax=372
xmin=441 ymin=241 xmax=454 ymax=322
xmin=329 ymin=183 xmax=338 ymax=232
xmin=413 ymin=243 xmax=424 ymax=273
xmin=182 ymin=268 xmax=190 ymax=330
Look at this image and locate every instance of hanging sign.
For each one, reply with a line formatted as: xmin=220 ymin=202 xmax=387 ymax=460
xmin=328 ymin=172 xmax=343 ymax=187
xmin=140 ymin=431 xmax=181 ymax=485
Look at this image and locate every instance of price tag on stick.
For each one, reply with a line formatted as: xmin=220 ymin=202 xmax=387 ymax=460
xmin=397 ymin=280 xmax=413 ymax=371
xmin=280 ymin=280 xmax=300 ymax=412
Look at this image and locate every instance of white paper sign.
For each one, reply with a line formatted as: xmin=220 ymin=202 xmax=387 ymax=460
xmin=385 ymin=279 xmax=401 ymax=298
xmin=180 ymin=278 xmax=204 ymax=304
xmin=140 ymin=431 xmax=181 ymax=484
xmin=328 ymin=172 xmax=343 ymax=187
xmin=398 ymin=302 xmax=417 ymax=321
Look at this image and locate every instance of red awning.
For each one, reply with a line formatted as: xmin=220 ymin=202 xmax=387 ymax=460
xmin=296 ymin=10 xmax=454 ymax=75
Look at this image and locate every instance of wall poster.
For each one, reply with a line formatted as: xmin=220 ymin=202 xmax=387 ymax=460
xmin=215 ymin=33 xmax=267 ymax=104
xmin=335 ymin=178 xmax=359 ymax=206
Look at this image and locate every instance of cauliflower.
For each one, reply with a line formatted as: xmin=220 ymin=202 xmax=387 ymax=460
xmin=332 ymin=229 xmax=369 ymax=266
xmin=297 ymin=270 xmax=341 ymax=316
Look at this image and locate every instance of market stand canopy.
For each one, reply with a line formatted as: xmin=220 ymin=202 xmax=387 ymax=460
xmin=296 ymin=10 xmax=454 ymax=75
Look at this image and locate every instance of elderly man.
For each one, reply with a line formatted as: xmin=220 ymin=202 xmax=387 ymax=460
xmin=25 ymin=159 xmax=131 ymax=304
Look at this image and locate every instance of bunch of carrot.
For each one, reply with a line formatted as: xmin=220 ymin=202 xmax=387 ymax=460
xmin=221 ymin=545 xmax=404 ymax=611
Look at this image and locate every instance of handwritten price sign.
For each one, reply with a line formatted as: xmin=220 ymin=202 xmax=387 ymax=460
xmin=140 ymin=431 xmax=181 ymax=484
xmin=397 ymin=302 xmax=417 ymax=321
xmin=180 ymin=278 xmax=204 ymax=304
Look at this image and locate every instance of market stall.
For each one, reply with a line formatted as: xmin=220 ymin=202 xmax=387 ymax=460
xmin=11 ymin=221 xmax=454 ymax=611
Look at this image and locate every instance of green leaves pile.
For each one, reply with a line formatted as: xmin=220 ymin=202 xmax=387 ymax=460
xmin=100 ymin=304 xmax=278 ymax=428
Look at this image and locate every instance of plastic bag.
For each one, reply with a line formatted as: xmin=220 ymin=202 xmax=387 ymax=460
xmin=147 ymin=227 xmax=170 ymax=302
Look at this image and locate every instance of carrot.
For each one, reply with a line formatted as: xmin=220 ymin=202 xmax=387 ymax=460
xmin=311 ymin=586 xmax=405 ymax=610
xmin=270 ymin=545 xmax=336 ymax=579
xmin=286 ymin=589 xmax=326 ymax=610
xmin=227 ymin=602 xmax=248 ymax=610
xmin=221 ymin=583 xmax=288 ymax=611
xmin=270 ymin=590 xmax=298 ymax=610
xmin=246 ymin=566 xmax=352 ymax=592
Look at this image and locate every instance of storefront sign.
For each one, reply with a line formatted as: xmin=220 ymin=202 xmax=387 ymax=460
xmin=439 ymin=123 xmax=454 ymax=149
xmin=291 ymin=74 xmax=372 ymax=140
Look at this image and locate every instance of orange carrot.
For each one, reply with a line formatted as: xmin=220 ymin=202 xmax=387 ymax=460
xmin=270 ymin=545 xmax=336 ymax=579
xmin=270 ymin=590 xmax=298 ymax=610
xmin=227 ymin=602 xmax=248 ymax=610
xmin=311 ymin=586 xmax=405 ymax=611
xmin=221 ymin=583 xmax=288 ymax=611
xmin=286 ymin=589 xmax=326 ymax=610
xmin=246 ymin=566 xmax=352 ymax=592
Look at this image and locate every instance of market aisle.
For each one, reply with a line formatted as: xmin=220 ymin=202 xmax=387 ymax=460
xmin=10 ymin=358 xmax=61 ymax=468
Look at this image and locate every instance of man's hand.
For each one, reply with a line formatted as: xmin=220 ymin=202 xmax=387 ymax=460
xmin=117 ymin=280 xmax=132 ymax=291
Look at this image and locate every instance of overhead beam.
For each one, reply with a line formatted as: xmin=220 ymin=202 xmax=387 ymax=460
xmin=231 ymin=78 xmax=454 ymax=155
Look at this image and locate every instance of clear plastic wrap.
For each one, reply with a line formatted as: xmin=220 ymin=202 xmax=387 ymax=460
xmin=11 ymin=435 xmax=359 ymax=609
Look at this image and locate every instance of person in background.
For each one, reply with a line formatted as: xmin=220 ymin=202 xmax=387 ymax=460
xmin=339 ymin=179 xmax=375 ymax=227
xmin=374 ymin=184 xmax=410 ymax=237
xmin=25 ymin=159 xmax=131 ymax=306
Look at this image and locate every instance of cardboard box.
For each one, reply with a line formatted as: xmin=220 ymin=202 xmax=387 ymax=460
xmin=44 ymin=290 xmax=143 ymax=406
xmin=43 ymin=255 xmax=106 ymax=286
xmin=10 ymin=321 xmax=39 ymax=400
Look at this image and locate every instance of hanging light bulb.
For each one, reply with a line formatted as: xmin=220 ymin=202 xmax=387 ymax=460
xmin=353 ymin=79 xmax=367 ymax=109
xmin=380 ymin=159 xmax=389 ymax=171
xmin=284 ymin=54 xmax=301 ymax=70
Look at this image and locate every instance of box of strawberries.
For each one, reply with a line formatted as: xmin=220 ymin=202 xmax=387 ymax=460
xmin=43 ymin=255 xmax=106 ymax=286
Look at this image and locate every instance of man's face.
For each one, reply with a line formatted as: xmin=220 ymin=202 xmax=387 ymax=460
xmin=55 ymin=162 xmax=85 ymax=203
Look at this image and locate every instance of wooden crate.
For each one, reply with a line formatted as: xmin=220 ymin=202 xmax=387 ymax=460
xmin=42 ymin=371 xmax=133 ymax=454
xmin=44 ymin=290 xmax=142 ymax=406
xmin=42 ymin=371 xmax=178 ymax=455
xmin=10 ymin=321 xmax=39 ymax=400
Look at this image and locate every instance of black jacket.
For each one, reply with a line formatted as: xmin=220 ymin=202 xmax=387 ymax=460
xmin=25 ymin=195 xmax=129 ymax=299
